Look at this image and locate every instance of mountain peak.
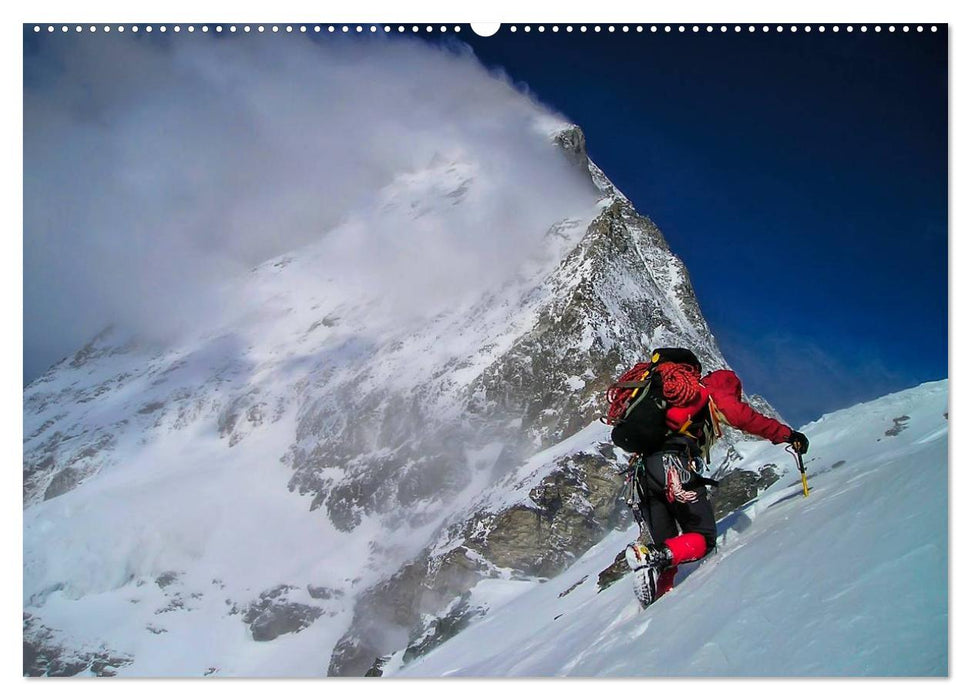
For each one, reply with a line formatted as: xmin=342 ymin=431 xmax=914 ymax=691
xmin=24 ymin=125 xmax=773 ymax=678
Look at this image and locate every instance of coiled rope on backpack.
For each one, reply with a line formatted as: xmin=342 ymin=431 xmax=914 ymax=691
xmin=603 ymin=362 xmax=653 ymax=426
xmin=655 ymin=362 xmax=703 ymax=407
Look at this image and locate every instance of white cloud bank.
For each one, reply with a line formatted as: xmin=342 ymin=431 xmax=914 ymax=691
xmin=24 ymin=32 xmax=598 ymax=381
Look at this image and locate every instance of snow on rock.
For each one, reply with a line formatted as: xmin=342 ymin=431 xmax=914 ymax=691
xmin=24 ymin=120 xmax=787 ymax=677
xmin=393 ymin=380 xmax=948 ymax=677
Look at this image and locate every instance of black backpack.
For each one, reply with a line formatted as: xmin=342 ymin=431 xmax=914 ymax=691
xmin=604 ymin=348 xmax=704 ymax=455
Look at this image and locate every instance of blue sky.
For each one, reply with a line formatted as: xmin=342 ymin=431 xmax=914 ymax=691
xmin=446 ymin=26 xmax=947 ymax=426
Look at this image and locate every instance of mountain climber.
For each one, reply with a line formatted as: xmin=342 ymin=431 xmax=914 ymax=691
xmin=604 ymin=348 xmax=809 ymax=607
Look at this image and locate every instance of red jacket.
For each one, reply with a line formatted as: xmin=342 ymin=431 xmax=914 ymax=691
xmin=702 ymin=369 xmax=792 ymax=444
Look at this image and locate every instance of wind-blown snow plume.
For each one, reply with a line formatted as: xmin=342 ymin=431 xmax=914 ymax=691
xmin=24 ymin=32 xmax=595 ymax=380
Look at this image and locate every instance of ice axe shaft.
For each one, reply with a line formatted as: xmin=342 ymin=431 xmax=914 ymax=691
xmin=787 ymin=445 xmax=810 ymax=498
xmin=786 ymin=445 xmax=809 ymax=498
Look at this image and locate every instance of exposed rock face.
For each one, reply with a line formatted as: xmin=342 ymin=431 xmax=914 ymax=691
xmin=329 ymin=445 xmax=633 ymax=675
xmin=885 ymin=415 xmax=911 ymax=437
xmin=464 ymin=453 xmax=629 ymax=577
xmin=241 ymin=585 xmax=324 ymax=642
xmin=403 ymin=592 xmax=487 ymax=664
xmin=710 ymin=465 xmax=782 ymax=520
xmin=596 ymin=550 xmax=630 ymax=593
xmin=364 ymin=655 xmax=391 ymax=677
xmin=23 ymin=613 xmax=133 ymax=677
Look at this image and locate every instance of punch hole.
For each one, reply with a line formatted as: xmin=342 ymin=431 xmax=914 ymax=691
xmin=471 ymin=23 xmax=500 ymax=37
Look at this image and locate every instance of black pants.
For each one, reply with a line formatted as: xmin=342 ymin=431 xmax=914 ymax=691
xmin=633 ymin=451 xmax=718 ymax=551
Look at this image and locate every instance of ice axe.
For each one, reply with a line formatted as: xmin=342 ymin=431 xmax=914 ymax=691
xmin=786 ymin=444 xmax=810 ymax=497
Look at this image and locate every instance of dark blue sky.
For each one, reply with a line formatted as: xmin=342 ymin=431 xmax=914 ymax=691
xmin=439 ymin=26 xmax=947 ymax=426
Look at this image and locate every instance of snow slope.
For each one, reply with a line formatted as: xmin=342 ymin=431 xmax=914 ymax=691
xmin=393 ymin=380 xmax=948 ymax=677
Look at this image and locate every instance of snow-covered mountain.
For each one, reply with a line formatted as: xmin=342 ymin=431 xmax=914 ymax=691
xmin=390 ymin=380 xmax=948 ymax=677
xmin=25 ymin=119 xmax=783 ymax=677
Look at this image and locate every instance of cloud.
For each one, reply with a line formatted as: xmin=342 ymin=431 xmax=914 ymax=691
xmin=24 ymin=33 xmax=597 ymax=382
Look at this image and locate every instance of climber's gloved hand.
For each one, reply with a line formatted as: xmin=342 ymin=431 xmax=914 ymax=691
xmin=787 ymin=430 xmax=810 ymax=454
